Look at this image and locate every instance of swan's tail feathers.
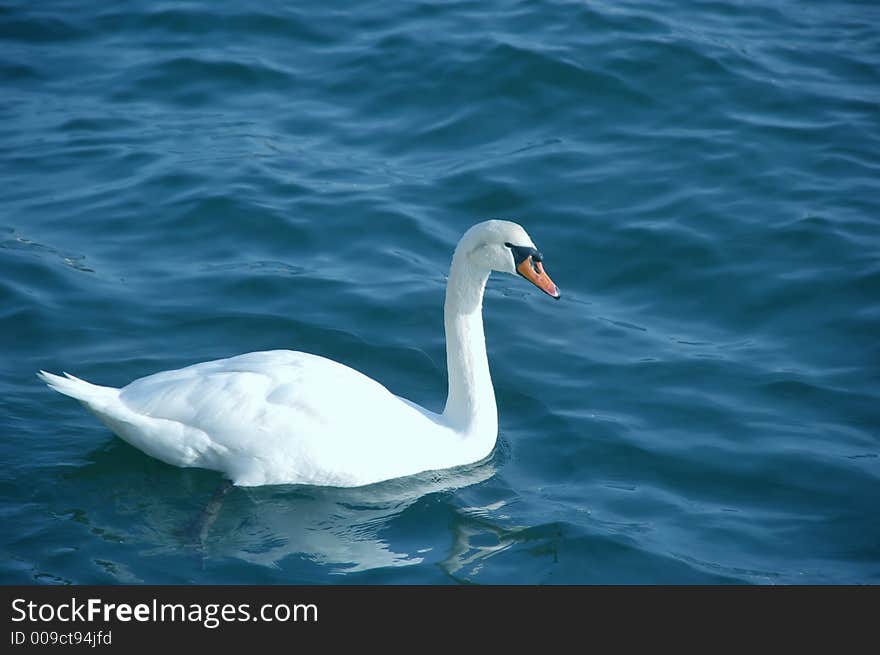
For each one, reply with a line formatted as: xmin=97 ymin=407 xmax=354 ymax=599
xmin=37 ymin=370 xmax=119 ymax=410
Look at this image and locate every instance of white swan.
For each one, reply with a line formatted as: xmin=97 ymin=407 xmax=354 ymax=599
xmin=38 ymin=220 xmax=559 ymax=487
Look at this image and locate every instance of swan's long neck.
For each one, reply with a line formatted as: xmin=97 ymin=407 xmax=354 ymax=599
xmin=442 ymin=250 xmax=497 ymax=439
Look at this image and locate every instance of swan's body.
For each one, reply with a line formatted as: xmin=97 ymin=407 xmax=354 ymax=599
xmin=39 ymin=220 xmax=559 ymax=487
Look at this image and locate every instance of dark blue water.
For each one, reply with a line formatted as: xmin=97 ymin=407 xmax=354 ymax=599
xmin=2 ymin=0 xmax=878 ymax=584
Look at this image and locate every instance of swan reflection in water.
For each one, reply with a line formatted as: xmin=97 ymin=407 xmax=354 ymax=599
xmin=70 ymin=439 xmax=539 ymax=580
xmin=185 ymin=454 xmax=503 ymax=574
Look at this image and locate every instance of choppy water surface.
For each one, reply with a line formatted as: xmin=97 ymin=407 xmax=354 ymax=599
xmin=1 ymin=1 xmax=878 ymax=583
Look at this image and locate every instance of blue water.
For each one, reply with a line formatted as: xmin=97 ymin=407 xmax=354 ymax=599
xmin=2 ymin=0 xmax=878 ymax=584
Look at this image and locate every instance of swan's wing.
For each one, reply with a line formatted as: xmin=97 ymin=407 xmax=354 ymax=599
xmin=121 ymin=350 xmax=395 ymax=435
xmin=117 ymin=350 xmax=434 ymax=485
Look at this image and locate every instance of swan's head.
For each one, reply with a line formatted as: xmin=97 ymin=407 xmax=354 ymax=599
xmin=458 ymin=219 xmax=560 ymax=299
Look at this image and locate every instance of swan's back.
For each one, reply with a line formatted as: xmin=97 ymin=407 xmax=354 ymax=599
xmin=122 ymin=350 xmax=369 ymax=429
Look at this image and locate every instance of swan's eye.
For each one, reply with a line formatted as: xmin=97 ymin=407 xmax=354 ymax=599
xmin=506 ymin=243 xmax=532 ymax=264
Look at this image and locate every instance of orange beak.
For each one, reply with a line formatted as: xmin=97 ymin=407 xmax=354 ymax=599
xmin=517 ymin=257 xmax=560 ymax=299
